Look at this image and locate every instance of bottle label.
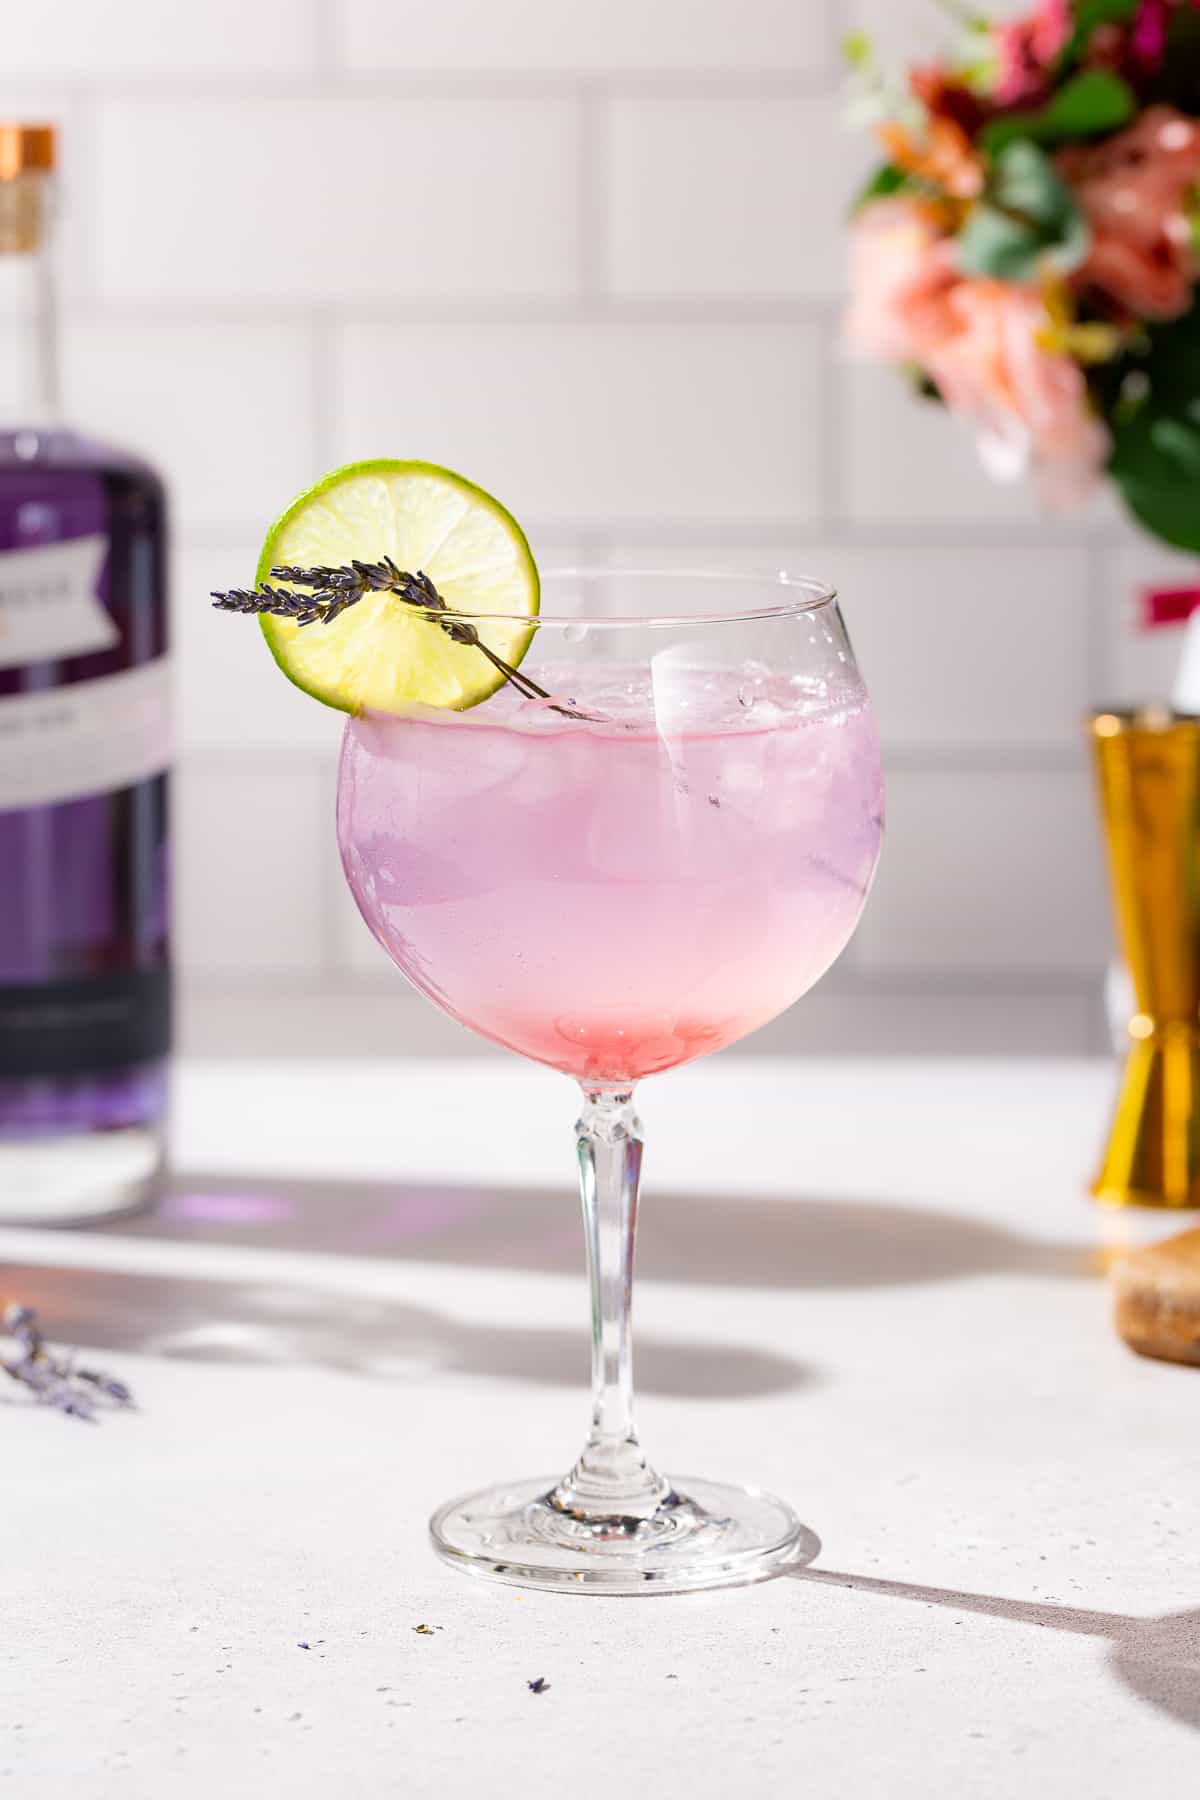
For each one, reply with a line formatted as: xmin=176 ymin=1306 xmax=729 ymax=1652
xmin=0 ymin=968 xmax=171 ymax=1078
xmin=0 ymin=534 xmax=116 ymax=670
xmin=0 ymin=656 xmax=172 ymax=810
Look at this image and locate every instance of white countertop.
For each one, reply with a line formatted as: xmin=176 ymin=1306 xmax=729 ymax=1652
xmin=6 ymin=1056 xmax=1200 ymax=1798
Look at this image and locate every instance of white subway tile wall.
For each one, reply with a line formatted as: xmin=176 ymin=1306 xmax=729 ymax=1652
xmin=66 ymin=320 xmax=318 ymax=534
xmin=340 ymin=0 xmax=830 ymax=75
xmin=4 ymin=2 xmax=318 ymax=78
xmin=95 ymin=98 xmax=580 ymax=303
xmin=14 ymin=0 xmax=1160 ymax=1056
xmin=608 ymin=95 xmax=864 ymax=301
xmin=333 ymin=321 xmax=824 ymax=530
xmin=841 ymin=362 xmax=1049 ymax=529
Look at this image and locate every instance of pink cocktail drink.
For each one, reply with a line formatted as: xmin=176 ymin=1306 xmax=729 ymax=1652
xmin=338 ymin=664 xmax=882 ymax=1083
xmin=215 ymin=478 xmax=883 ymax=1591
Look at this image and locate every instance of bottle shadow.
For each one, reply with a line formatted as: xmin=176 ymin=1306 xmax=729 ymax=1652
xmin=792 ymin=1568 xmax=1200 ymax=1734
xmin=3 ymin=1259 xmax=811 ymax=1401
xmin=104 ymin=1169 xmax=1096 ymax=1292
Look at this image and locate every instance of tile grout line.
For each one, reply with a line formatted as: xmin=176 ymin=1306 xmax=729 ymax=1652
xmin=0 ymin=71 xmax=843 ymax=103
xmin=59 ymin=297 xmax=851 ymax=328
xmin=170 ymin=518 xmax=1126 ymax=553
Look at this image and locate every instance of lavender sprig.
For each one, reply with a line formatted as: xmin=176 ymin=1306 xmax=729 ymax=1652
xmin=211 ymin=560 xmax=594 ymax=719
xmin=2 ymin=1305 xmax=135 ymax=1423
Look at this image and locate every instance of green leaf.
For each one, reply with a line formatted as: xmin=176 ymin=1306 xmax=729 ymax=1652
xmin=851 ymin=163 xmax=914 ymax=213
xmin=1106 ymin=301 xmax=1200 ymax=553
xmin=1058 ymin=1 xmax=1138 ymax=76
xmin=980 ymin=69 xmax=1136 ymax=155
xmin=1072 ymin=0 xmax=1138 ymax=33
xmin=957 ymin=141 xmax=1089 ymax=281
xmin=957 ymin=207 xmax=1048 ymax=281
xmin=991 ymin=139 xmax=1076 ymax=221
xmin=1113 ymin=476 xmax=1200 ymax=554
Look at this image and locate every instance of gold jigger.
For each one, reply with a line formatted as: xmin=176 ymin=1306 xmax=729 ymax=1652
xmin=1091 ymin=709 xmax=1200 ymax=1208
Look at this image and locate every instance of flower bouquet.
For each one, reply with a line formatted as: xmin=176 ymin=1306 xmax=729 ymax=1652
xmin=847 ymin=2 xmax=1200 ymax=1208
xmin=846 ymin=0 xmax=1200 ymax=552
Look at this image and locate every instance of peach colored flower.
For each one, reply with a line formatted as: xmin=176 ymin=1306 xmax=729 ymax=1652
xmin=923 ymin=282 xmax=1110 ymax=506
xmin=844 ymin=197 xmax=959 ymax=363
xmin=1059 ymin=106 xmax=1200 ymax=320
xmin=877 ymin=115 xmax=984 ymax=200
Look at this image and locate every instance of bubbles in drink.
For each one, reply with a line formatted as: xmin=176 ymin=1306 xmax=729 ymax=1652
xmin=735 ymin=660 xmax=770 ymax=713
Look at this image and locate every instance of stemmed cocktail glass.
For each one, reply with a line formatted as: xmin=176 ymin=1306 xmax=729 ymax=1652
xmin=337 ymin=568 xmax=883 ymax=1593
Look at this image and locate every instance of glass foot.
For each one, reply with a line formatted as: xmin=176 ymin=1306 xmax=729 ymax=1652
xmin=430 ymin=1475 xmax=819 ymax=1595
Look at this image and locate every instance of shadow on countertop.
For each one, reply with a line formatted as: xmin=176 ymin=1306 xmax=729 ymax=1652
xmin=6 ymin=1173 xmax=1094 ymax=1404
xmin=1 ymin=1258 xmax=812 ymax=1401
xmin=793 ymin=1567 xmax=1200 ymax=1736
xmin=103 ymin=1170 xmax=1096 ymax=1291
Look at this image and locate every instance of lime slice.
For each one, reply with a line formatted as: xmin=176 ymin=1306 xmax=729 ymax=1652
xmin=256 ymin=458 xmax=539 ymax=713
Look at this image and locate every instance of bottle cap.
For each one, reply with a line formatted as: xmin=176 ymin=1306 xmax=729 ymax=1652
xmin=0 ymin=125 xmax=56 ymax=181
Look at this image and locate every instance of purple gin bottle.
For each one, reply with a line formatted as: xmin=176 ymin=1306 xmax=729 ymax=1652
xmin=0 ymin=125 xmax=170 ymax=1223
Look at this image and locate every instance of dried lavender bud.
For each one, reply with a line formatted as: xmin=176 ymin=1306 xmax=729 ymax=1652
xmin=211 ymin=560 xmax=597 ymax=719
xmin=76 ymin=1368 xmax=135 ymax=1407
xmin=2 ymin=1304 xmax=135 ymax=1423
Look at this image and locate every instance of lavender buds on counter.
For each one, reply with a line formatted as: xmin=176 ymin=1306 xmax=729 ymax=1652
xmin=2 ymin=1304 xmax=135 ymax=1422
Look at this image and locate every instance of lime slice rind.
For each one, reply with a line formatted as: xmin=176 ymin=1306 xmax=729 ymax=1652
xmin=255 ymin=458 xmax=539 ymax=715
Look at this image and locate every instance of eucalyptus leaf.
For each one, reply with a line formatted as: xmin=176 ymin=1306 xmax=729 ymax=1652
xmin=957 ymin=207 xmax=1047 ymax=281
xmin=1151 ymin=418 xmax=1200 ymax=477
xmin=991 ymin=140 xmax=1077 ymax=222
xmin=957 ymin=141 xmax=1089 ymax=280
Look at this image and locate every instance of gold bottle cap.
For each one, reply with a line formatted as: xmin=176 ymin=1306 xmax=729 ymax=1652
xmin=0 ymin=124 xmax=56 ymax=181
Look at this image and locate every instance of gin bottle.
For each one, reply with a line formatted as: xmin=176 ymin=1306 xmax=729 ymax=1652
xmin=0 ymin=125 xmax=170 ymax=1222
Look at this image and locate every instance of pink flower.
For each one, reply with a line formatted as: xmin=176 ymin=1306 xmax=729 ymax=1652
xmin=844 ymin=197 xmax=958 ymax=363
xmin=1060 ymin=106 xmax=1200 ymax=319
xmin=994 ymin=1 xmax=1072 ymax=106
xmin=846 ymin=200 xmax=1107 ymax=507
xmin=922 ymin=282 xmax=1110 ymax=506
xmin=1131 ymin=0 xmax=1171 ymax=67
xmin=1030 ymin=0 xmax=1073 ymax=64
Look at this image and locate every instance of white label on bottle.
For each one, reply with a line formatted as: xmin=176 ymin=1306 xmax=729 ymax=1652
xmin=0 ymin=535 xmax=116 ymax=671
xmin=1173 ymin=610 xmax=1200 ymax=714
xmin=0 ymin=657 xmax=171 ymax=810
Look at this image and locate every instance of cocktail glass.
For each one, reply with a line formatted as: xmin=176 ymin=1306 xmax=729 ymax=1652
xmin=337 ymin=568 xmax=883 ymax=1593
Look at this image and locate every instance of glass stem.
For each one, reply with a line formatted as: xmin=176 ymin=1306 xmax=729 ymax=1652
xmin=550 ymin=1086 xmax=671 ymax=1522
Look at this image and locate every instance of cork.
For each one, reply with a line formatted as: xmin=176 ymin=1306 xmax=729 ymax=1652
xmin=1113 ymin=1227 xmax=1200 ymax=1366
